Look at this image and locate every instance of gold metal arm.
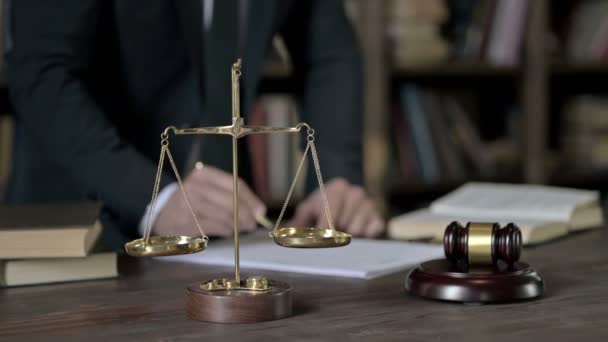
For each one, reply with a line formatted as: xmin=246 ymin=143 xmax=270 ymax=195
xmin=162 ymin=121 xmax=310 ymax=139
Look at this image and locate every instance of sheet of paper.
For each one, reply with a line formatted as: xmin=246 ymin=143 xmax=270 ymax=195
xmin=430 ymin=182 xmax=599 ymax=222
xmin=161 ymin=232 xmax=443 ymax=279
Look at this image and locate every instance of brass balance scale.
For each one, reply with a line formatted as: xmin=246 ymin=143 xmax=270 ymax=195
xmin=124 ymin=59 xmax=351 ymax=323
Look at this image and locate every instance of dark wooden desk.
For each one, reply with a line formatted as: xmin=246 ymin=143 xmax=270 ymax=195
xmin=2 ymin=230 xmax=608 ymax=341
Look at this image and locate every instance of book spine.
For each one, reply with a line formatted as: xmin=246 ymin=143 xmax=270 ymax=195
xmin=263 ymin=95 xmax=296 ymax=204
xmin=391 ymin=105 xmax=420 ymax=184
xmin=247 ymin=102 xmax=269 ymax=201
xmin=486 ymin=0 xmax=529 ymax=66
xmin=400 ymin=84 xmax=440 ymax=184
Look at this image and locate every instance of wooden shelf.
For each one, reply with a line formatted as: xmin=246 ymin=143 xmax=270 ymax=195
xmin=386 ymin=182 xmax=462 ymax=213
xmin=551 ymin=61 xmax=608 ymax=75
xmin=392 ymin=62 xmax=519 ymax=79
xmin=0 ymin=85 xmax=12 ymax=115
xmin=262 ymin=62 xmax=292 ymax=79
xmin=392 ymin=61 xmax=608 ymax=79
xmin=550 ymin=169 xmax=608 ymax=191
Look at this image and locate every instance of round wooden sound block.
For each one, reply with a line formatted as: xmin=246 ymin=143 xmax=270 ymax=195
xmin=406 ymin=259 xmax=544 ymax=303
xmin=185 ymin=280 xmax=292 ymax=323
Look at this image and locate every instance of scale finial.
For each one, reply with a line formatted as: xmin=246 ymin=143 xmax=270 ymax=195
xmin=231 ymin=58 xmax=242 ymax=119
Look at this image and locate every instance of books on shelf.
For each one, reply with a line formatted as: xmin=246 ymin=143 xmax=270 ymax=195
xmin=445 ymin=0 xmax=528 ymax=66
xmin=248 ymin=95 xmax=304 ymax=204
xmin=388 ymin=182 xmax=603 ymax=245
xmin=393 ymin=84 xmax=499 ymax=186
xmin=387 ymin=0 xmax=450 ymax=67
xmin=248 ymin=102 xmax=270 ymax=201
xmin=399 ymin=84 xmax=440 ymax=184
xmin=388 ymin=0 xmax=448 ymax=21
xmin=385 ymin=0 xmax=530 ymax=67
xmin=0 ymin=202 xmax=118 ymax=287
xmin=485 ymin=0 xmax=529 ymax=66
xmin=565 ymin=0 xmax=608 ymax=61
xmin=561 ymin=95 xmax=608 ymax=171
xmin=0 ymin=115 xmax=13 ymax=197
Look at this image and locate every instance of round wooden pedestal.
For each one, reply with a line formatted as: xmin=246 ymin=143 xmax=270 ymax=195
xmin=185 ymin=280 xmax=292 ymax=323
xmin=406 ymin=259 xmax=544 ymax=303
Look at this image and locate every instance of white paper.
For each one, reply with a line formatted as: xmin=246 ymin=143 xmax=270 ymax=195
xmin=430 ymin=182 xmax=599 ymax=222
xmin=161 ymin=232 xmax=443 ymax=279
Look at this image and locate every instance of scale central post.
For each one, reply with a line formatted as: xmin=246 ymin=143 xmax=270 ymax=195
xmin=231 ymin=60 xmax=242 ymax=284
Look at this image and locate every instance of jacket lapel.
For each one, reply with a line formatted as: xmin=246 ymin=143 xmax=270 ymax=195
xmin=242 ymin=1 xmax=278 ymax=115
xmin=174 ymin=0 xmax=204 ymax=91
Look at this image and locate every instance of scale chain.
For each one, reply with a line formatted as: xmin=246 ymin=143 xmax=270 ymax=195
xmin=165 ymin=147 xmax=208 ymax=240
xmin=273 ymin=129 xmax=335 ymax=231
xmin=273 ymin=142 xmax=311 ymax=231
xmin=310 ymin=141 xmax=335 ymax=230
xmin=143 ymin=134 xmax=208 ymax=243
xmin=143 ymin=144 xmax=167 ymax=241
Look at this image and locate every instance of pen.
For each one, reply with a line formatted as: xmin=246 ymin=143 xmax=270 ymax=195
xmin=255 ymin=214 xmax=274 ymax=230
xmin=196 ymin=161 xmax=274 ymax=230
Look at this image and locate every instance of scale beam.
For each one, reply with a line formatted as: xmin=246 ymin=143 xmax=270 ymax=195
xmin=163 ymin=122 xmax=309 ymax=139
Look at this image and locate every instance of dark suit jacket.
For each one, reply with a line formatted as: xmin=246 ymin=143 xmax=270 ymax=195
xmin=5 ymin=0 xmax=363 ymax=245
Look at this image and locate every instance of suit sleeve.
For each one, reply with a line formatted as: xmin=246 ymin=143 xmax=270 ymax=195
xmin=7 ymin=0 xmax=171 ymax=233
xmin=280 ymin=0 xmax=364 ymax=191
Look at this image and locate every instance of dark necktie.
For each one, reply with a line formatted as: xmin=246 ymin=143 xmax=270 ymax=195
xmin=201 ymin=0 xmax=239 ymax=172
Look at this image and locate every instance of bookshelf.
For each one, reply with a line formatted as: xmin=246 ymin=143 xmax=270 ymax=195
xmin=353 ymin=0 xmax=608 ymax=211
xmin=3 ymin=1 xmax=608 ymax=210
xmin=551 ymin=61 xmax=608 ymax=75
xmin=393 ymin=63 xmax=519 ymax=79
xmin=359 ymin=0 xmax=390 ymax=210
xmin=0 ymin=83 xmax=11 ymax=198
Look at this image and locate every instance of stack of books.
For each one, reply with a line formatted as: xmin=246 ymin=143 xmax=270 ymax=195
xmin=0 ymin=202 xmax=118 ymax=287
xmin=387 ymin=0 xmax=450 ymax=67
xmin=248 ymin=95 xmax=305 ymax=205
xmin=447 ymin=0 xmax=529 ymax=66
xmin=561 ymin=95 xmax=608 ymax=172
xmin=565 ymin=0 xmax=608 ymax=62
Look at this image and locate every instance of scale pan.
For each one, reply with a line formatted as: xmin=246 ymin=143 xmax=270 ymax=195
xmin=271 ymin=227 xmax=351 ymax=248
xmin=124 ymin=236 xmax=207 ymax=257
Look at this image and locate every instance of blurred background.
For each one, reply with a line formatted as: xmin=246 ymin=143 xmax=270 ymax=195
xmin=1 ymin=0 xmax=608 ymax=215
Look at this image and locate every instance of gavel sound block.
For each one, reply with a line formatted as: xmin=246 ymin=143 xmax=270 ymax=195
xmin=406 ymin=222 xmax=544 ymax=303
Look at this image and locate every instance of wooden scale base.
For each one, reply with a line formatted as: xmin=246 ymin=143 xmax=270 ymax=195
xmin=406 ymin=259 xmax=544 ymax=303
xmin=186 ymin=280 xmax=292 ymax=323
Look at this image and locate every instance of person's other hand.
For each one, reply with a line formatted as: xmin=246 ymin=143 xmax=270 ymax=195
xmin=154 ymin=165 xmax=266 ymax=237
xmin=288 ymin=178 xmax=385 ymax=238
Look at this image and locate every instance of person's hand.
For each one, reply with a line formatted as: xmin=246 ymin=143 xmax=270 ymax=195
xmin=153 ymin=165 xmax=266 ymax=237
xmin=289 ymin=178 xmax=385 ymax=238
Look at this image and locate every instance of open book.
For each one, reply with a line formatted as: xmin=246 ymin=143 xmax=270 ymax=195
xmin=388 ymin=182 xmax=603 ymax=245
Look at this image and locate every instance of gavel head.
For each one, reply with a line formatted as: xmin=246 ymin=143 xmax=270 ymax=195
xmin=444 ymin=221 xmax=522 ymax=268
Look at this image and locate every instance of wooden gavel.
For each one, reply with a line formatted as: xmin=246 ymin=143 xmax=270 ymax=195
xmin=444 ymin=221 xmax=522 ymax=267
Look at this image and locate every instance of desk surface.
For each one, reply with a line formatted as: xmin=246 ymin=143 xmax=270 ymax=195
xmin=1 ymin=230 xmax=608 ymax=341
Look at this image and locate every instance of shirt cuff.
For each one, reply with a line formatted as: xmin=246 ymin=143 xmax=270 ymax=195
xmin=138 ymin=182 xmax=179 ymax=236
